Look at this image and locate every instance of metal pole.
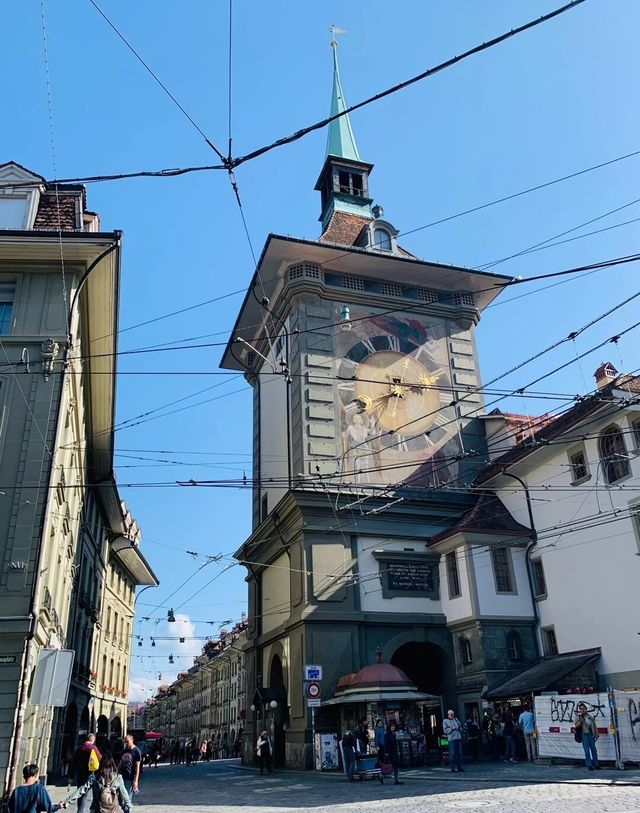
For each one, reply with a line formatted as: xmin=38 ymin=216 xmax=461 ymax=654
xmin=311 ymin=706 xmax=316 ymax=770
xmin=35 ymin=650 xmax=58 ymax=785
xmin=500 ymin=470 xmax=541 ymax=658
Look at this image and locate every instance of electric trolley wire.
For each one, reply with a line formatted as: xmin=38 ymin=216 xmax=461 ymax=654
xmin=89 ymin=0 xmax=226 ymax=162
xmin=4 ymin=0 xmax=589 ymax=190
xmin=475 ymin=197 xmax=640 ymax=271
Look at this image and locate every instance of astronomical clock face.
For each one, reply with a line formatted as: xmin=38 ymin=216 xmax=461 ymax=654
xmin=336 ymin=309 xmax=463 ymax=486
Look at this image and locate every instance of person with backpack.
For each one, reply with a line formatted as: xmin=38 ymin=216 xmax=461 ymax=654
xmin=256 ymin=730 xmax=273 ymax=775
xmin=6 ymin=763 xmax=67 ymax=813
xmin=92 ymin=756 xmax=130 ymax=813
xmin=340 ymin=725 xmax=357 ymax=782
xmin=71 ymin=734 xmax=101 ymax=813
xmin=117 ymin=735 xmax=141 ymax=803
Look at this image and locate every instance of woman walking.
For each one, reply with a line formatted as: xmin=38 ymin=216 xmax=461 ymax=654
xmin=256 ymin=730 xmax=273 ymax=775
xmin=92 ymin=755 xmax=131 ymax=813
xmin=575 ymin=703 xmax=600 ymax=770
xmin=383 ymin=722 xmax=403 ymax=785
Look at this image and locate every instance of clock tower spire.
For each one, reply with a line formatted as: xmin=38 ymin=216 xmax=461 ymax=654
xmin=315 ymin=34 xmax=374 ymax=231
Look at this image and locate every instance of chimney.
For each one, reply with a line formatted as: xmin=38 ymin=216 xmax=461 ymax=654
xmin=594 ymin=361 xmax=618 ymax=390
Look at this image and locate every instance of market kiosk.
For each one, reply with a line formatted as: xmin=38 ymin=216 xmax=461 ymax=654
xmin=323 ymin=650 xmax=441 ymax=767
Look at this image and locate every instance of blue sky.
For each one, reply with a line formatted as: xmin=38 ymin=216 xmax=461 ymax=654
xmin=3 ymin=1 xmax=640 ymax=698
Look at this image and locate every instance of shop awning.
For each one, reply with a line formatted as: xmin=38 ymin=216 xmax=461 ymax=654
xmin=323 ymin=690 xmax=439 ymax=706
xmin=484 ymin=648 xmax=601 ymax=699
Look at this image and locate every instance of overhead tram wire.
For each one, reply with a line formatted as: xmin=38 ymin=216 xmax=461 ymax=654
xmin=3 ymin=0 xmax=590 ymax=192
xmin=225 ymin=0 xmax=589 ymax=170
xmin=41 ymin=251 xmax=640 ymax=368
xmin=337 ymin=299 xmax=640 ymax=463
xmin=89 ymin=0 xmax=227 ymax=163
xmin=40 ymin=0 xmax=70 ymax=342
xmin=92 ymin=221 xmax=640 ymax=359
xmin=475 ymin=195 xmax=640 ymax=271
xmin=227 ymin=0 xmax=233 ymax=159
xmin=90 ymin=286 xmax=247 ymax=346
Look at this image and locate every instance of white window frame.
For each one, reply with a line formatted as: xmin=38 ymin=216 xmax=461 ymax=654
xmin=490 ymin=546 xmax=516 ymax=595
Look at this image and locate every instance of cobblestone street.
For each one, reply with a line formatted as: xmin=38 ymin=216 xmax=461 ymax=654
xmin=51 ymin=760 xmax=640 ymax=813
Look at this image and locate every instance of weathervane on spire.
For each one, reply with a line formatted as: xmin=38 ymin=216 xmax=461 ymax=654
xmin=329 ymin=24 xmax=347 ymax=48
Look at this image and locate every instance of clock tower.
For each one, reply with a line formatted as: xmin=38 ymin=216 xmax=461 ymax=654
xmin=221 ymin=43 xmax=536 ymax=769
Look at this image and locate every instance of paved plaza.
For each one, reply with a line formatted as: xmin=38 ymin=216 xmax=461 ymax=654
xmin=49 ymin=759 xmax=640 ymax=813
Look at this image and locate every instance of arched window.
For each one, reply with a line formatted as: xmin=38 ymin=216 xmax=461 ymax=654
xmin=506 ymin=630 xmax=522 ymax=662
xmin=373 ymin=228 xmax=392 ymax=251
xmin=599 ymin=425 xmax=630 ymax=483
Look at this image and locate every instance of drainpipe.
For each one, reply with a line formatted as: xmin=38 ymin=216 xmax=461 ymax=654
xmin=499 ymin=469 xmax=541 ymax=659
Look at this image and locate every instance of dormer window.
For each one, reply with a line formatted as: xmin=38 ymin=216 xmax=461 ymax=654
xmin=373 ymin=227 xmax=392 ymax=251
xmin=0 ymin=163 xmax=44 ymax=230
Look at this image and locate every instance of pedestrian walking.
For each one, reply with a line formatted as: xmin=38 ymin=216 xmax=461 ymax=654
xmin=356 ymin=718 xmax=369 ymax=754
xmin=6 ymin=763 xmax=67 ymax=813
xmin=518 ymin=706 xmax=537 ymax=761
xmin=493 ymin=715 xmax=505 ymax=760
xmin=92 ymin=756 xmax=130 ymax=813
xmin=256 ymin=730 xmax=273 ymax=775
xmin=340 ymin=725 xmax=356 ymax=781
xmin=383 ymin=722 xmax=404 ymax=785
xmin=118 ymin=734 xmax=141 ymax=803
xmin=443 ymin=710 xmax=464 ymax=772
xmin=502 ymin=711 xmax=516 ymax=762
xmin=574 ymin=703 xmax=600 ymax=770
xmin=481 ymin=711 xmax=495 ymax=759
xmin=374 ymin=719 xmax=385 ymax=765
xmin=465 ymin=715 xmax=481 ymax=763
xmin=71 ymin=734 xmax=101 ymax=813
xmin=199 ymin=740 xmax=207 ymax=763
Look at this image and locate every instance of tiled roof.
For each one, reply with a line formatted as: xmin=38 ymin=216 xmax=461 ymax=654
xmin=33 ymin=192 xmax=78 ymax=230
xmin=319 ymin=210 xmax=416 ymax=258
xmin=428 ymin=491 xmax=530 ymax=545
xmin=319 ymin=210 xmax=371 ymax=245
xmin=485 ymin=648 xmax=601 ymax=698
xmin=475 ymin=375 xmax=640 ymax=485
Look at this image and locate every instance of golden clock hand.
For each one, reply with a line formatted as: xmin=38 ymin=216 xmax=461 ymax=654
xmin=355 ymin=392 xmax=394 ymax=413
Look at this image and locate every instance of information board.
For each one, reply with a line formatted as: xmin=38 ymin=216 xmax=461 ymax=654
xmin=386 ymin=562 xmax=434 ymax=592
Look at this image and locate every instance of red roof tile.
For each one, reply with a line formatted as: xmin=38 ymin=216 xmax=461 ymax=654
xmin=319 ymin=210 xmax=370 ymax=245
xmin=33 ymin=192 xmax=78 ymax=230
xmin=476 ymin=374 xmax=640 ymax=484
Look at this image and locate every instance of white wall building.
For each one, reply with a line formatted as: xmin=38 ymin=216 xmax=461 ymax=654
xmin=477 ymin=364 xmax=640 ymax=692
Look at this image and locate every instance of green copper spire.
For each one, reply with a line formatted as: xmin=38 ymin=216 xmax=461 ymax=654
xmin=325 ymin=37 xmax=361 ymax=162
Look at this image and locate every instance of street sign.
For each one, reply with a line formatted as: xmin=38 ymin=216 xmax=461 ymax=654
xmin=303 ymin=665 xmax=323 ymax=681
xmin=30 ymin=649 xmax=74 ymax=707
xmin=307 ymin=681 xmax=321 ymax=699
xmin=307 ymin=698 xmax=321 ymax=708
